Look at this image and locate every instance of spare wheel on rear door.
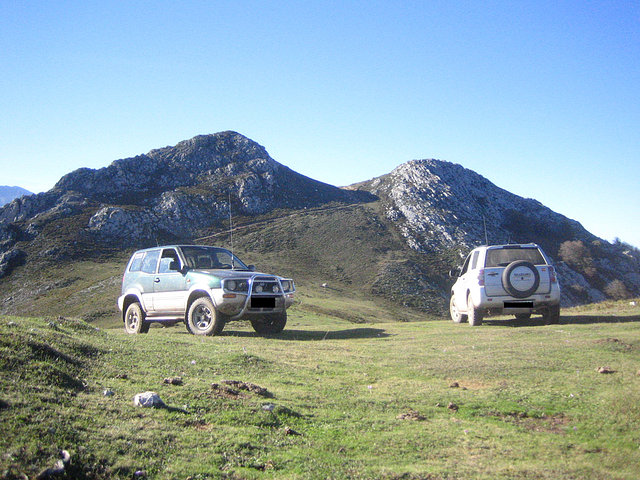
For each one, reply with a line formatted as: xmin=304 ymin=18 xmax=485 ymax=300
xmin=502 ymin=260 xmax=540 ymax=298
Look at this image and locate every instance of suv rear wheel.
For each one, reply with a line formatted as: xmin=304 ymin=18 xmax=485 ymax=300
xmin=543 ymin=305 xmax=560 ymax=324
xmin=467 ymin=293 xmax=483 ymax=326
xmin=187 ymin=297 xmax=225 ymax=336
xmin=124 ymin=302 xmax=149 ymax=334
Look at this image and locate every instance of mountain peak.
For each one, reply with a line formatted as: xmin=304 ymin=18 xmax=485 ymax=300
xmin=1 ymin=131 xmax=371 ymax=249
xmin=361 ymin=157 xmax=590 ymax=253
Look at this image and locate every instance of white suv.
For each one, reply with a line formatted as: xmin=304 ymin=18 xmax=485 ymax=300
xmin=118 ymin=245 xmax=295 ymax=336
xmin=449 ymin=244 xmax=560 ymax=326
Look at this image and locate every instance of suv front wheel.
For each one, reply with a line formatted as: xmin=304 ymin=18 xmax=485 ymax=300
xmin=450 ymin=294 xmax=467 ymax=323
xmin=251 ymin=312 xmax=287 ymax=335
xmin=187 ymin=297 xmax=225 ymax=336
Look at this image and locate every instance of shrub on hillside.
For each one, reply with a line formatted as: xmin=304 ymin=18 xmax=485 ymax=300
xmin=559 ymin=240 xmax=597 ymax=278
xmin=605 ymin=279 xmax=632 ymax=300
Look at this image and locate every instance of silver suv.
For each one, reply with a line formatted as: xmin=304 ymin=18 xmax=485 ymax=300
xmin=449 ymin=243 xmax=560 ymax=326
xmin=118 ymin=245 xmax=295 ymax=335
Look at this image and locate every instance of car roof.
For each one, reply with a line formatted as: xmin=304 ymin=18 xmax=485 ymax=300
xmin=132 ymin=245 xmax=229 ymax=253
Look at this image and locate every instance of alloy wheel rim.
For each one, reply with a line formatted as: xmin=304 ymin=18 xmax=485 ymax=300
xmin=127 ymin=311 xmax=139 ymax=330
xmin=194 ymin=305 xmax=212 ymax=330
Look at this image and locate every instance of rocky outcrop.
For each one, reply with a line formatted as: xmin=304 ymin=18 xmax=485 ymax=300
xmin=0 ymin=248 xmax=25 ymax=278
xmin=361 ymin=159 xmax=590 ymax=253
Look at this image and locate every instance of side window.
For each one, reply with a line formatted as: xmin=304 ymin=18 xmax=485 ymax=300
xmin=470 ymin=251 xmax=479 ymax=270
xmin=460 ymin=253 xmax=472 ymax=275
xmin=141 ymin=250 xmax=160 ymax=274
xmin=158 ymin=248 xmax=180 ymax=274
xmin=129 ymin=252 xmax=144 ymax=272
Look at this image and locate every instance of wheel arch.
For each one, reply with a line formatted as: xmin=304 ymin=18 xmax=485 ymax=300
xmin=185 ymin=289 xmax=215 ymax=318
xmin=121 ymin=293 xmax=144 ymax=322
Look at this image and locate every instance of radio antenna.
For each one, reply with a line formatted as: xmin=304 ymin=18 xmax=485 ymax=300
xmin=228 ymin=191 xmax=235 ymax=269
xmin=483 ymin=215 xmax=489 ymax=245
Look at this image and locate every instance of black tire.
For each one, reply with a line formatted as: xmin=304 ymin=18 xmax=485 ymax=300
xmin=502 ymin=261 xmax=540 ymax=298
xmin=515 ymin=313 xmax=531 ymax=320
xmin=124 ymin=302 xmax=148 ymax=334
xmin=467 ymin=293 xmax=483 ymax=326
xmin=450 ymin=294 xmax=467 ymax=323
xmin=543 ymin=305 xmax=560 ymax=324
xmin=186 ymin=297 xmax=225 ymax=336
xmin=251 ymin=312 xmax=287 ymax=335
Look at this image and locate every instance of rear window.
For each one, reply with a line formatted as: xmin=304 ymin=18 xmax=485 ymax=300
xmin=485 ymin=247 xmax=546 ymax=267
xmin=128 ymin=252 xmax=145 ymax=272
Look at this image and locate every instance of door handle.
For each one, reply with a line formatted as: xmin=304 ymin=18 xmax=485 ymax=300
xmin=154 ymin=277 xmax=160 ymax=283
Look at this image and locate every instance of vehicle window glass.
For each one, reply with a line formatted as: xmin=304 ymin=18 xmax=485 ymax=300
xmin=471 ymin=251 xmax=479 ymax=270
xmin=140 ymin=250 xmax=160 ymax=274
xmin=181 ymin=246 xmax=248 ymax=270
xmin=129 ymin=252 xmax=144 ymax=272
xmin=460 ymin=253 xmax=472 ymax=275
xmin=485 ymin=247 xmax=545 ymax=267
xmin=158 ymin=248 xmax=179 ymax=274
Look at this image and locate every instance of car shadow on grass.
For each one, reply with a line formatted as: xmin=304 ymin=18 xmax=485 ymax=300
xmin=484 ymin=313 xmax=640 ymax=327
xmin=222 ymin=327 xmax=392 ymax=341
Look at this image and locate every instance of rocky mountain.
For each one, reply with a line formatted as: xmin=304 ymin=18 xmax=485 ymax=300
xmin=0 ymin=186 xmax=32 ymax=207
xmin=353 ymin=159 xmax=640 ymax=305
xmin=0 ymin=132 xmax=370 ymax=250
xmin=0 ymin=131 xmax=638 ymax=319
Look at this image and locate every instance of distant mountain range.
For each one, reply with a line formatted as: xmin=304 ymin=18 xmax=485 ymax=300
xmin=0 ymin=186 xmax=32 ymax=207
xmin=0 ymin=131 xmax=637 ymax=318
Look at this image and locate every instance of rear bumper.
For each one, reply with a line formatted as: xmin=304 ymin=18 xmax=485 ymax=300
xmin=474 ymin=285 xmax=560 ymax=315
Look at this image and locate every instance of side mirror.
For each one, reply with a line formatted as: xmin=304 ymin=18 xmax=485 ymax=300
xmin=248 ymin=265 xmax=256 ymax=272
xmin=169 ymin=260 xmax=180 ymax=271
xmin=449 ymin=268 xmax=460 ymax=278
xmin=180 ymin=265 xmax=190 ymax=274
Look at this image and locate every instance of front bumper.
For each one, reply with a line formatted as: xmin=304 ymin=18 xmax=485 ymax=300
xmin=213 ymin=291 xmax=294 ymax=319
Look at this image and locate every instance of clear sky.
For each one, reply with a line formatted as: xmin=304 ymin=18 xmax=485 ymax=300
xmin=1 ymin=1 xmax=638 ymax=247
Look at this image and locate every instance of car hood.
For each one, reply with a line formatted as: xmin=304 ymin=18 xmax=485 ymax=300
xmin=189 ymin=269 xmax=283 ymax=280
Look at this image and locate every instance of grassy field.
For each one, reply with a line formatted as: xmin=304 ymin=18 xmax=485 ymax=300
xmin=1 ymin=299 xmax=639 ymax=479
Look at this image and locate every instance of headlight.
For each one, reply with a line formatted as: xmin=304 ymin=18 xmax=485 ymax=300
xmin=224 ymin=279 xmax=248 ymax=292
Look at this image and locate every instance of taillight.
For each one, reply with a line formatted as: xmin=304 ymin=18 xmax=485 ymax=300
xmin=549 ymin=266 xmax=557 ymax=283
xmin=478 ymin=269 xmax=485 ymax=286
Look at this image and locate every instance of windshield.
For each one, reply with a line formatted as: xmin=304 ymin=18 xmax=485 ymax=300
xmin=179 ymin=246 xmax=249 ymax=270
xmin=485 ymin=247 xmax=546 ymax=267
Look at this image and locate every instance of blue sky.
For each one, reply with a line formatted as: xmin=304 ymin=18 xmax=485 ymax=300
xmin=1 ymin=1 xmax=638 ymax=247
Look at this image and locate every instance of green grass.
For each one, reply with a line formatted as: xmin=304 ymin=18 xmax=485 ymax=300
xmin=1 ymin=299 xmax=639 ymax=479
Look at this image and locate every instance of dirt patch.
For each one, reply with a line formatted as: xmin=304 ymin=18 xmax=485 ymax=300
xmin=220 ymin=380 xmax=272 ymax=397
xmin=210 ymin=380 xmax=272 ymax=399
xmin=183 ymin=419 xmax=213 ymax=431
xmin=397 ymin=409 xmax=427 ymax=421
xmin=595 ymin=337 xmax=635 ymax=352
xmin=491 ymin=411 xmax=571 ymax=434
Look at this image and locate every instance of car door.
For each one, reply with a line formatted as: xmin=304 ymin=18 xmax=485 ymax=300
xmin=452 ymin=252 xmax=473 ymax=311
xmin=152 ymin=248 xmax=188 ymax=315
xmin=139 ymin=249 xmax=161 ymax=313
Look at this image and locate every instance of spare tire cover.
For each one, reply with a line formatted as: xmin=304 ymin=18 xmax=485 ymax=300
xmin=502 ymin=260 xmax=540 ymax=298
